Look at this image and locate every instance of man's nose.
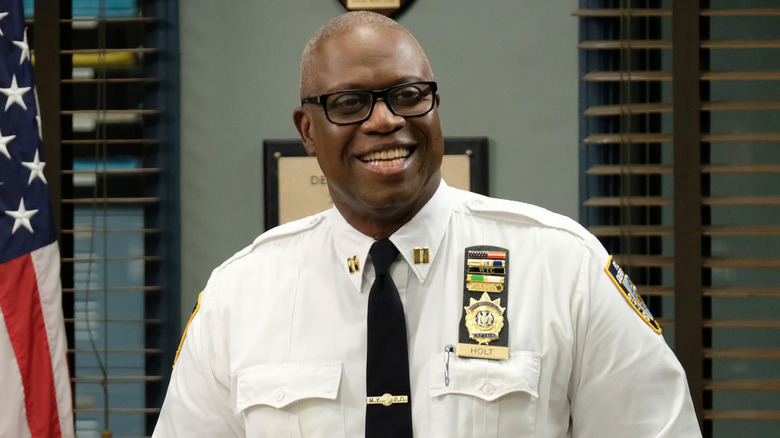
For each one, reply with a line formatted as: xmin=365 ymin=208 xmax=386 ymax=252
xmin=361 ymin=100 xmax=404 ymax=133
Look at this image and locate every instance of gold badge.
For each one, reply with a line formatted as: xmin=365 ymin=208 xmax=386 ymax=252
xmin=458 ymin=245 xmax=510 ymax=360
xmin=464 ymin=292 xmax=505 ymax=344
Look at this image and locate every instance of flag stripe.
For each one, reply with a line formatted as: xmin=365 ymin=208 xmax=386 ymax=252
xmin=0 ymin=252 xmax=63 ymax=438
xmin=31 ymin=242 xmax=73 ymax=437
xmin=0 ymin=307 xmax=33 ymax=438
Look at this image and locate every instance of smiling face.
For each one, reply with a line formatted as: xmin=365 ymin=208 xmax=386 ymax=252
xmin=294 ymin=25 xmax=444 ymax=239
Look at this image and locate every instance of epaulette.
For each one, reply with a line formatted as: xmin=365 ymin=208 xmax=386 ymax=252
xmin=461 ymin=193 xmax=592 ymax=243
xmin=215 ymin=211 xmax=328 ymax=271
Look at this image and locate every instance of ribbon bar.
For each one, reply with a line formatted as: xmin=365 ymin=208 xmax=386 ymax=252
xmin=467 ymin=250 xmax=506 ymax=259
xmin=466 ymin=274 xmax=505 ymax=284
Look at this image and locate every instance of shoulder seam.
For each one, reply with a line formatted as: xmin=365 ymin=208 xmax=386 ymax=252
xmin=457 ymin=195 xmax=590 ymax=243
xmin=214 ymin=212 xmax=327 ymax=271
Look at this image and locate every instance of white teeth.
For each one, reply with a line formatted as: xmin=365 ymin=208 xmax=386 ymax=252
xmin=360 ymin=148 xmax=411 ymax=167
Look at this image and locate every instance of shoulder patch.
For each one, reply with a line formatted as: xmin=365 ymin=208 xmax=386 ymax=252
xmin=173 ymin=292 xmax=203 ymax=367
xmin=604 ymin=256 xmax=662 ymax=334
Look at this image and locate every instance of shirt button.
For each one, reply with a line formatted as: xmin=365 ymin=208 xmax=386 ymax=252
xmin=483 ymin=383 xmax=494 ymax=395
xmin=273 ymin=390 xmax=285 ymax=402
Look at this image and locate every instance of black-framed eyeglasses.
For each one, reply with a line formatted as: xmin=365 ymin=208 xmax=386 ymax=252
xmin=301 ymin=81 xmax=438 ymax=125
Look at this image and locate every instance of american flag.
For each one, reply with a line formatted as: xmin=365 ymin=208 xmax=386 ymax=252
xmin=0 ymin=0 xmax=74 ymax=437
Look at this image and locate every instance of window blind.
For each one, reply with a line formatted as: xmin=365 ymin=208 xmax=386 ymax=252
xmin=575 ymin=0 xmax=780 ymax=437
xmin=577 ymin=1 xmax=780 ymax=436
xmin=31 ymin=0 xmax=180 ymax=436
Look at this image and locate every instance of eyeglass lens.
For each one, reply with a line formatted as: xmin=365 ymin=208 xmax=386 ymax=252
xmin=325 ymin=82 xmax=435 ymax=124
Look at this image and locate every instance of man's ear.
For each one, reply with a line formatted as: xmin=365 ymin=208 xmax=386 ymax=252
xmin=293 ymin=107 xmax=317 ymax=157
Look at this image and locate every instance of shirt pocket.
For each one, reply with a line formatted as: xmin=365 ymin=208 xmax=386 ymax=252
xmin=429 ymin=351 xmax=541 ymax=438
xmin=236 ymin=361 xmax=345 ymax=438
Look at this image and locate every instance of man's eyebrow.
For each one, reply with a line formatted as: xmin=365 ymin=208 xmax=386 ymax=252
xmin=392 ymin=75 xmax=426 ymax=85
xmin=323 ymin=83 xmax=364 ymax=94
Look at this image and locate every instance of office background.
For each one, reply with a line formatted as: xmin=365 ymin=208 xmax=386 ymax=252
xmin=27 ymin=0 xmax=779 ymax=436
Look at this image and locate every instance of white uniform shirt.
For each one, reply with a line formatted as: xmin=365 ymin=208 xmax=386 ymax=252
xmin=154 ymin=181 xmax=701 ymax=437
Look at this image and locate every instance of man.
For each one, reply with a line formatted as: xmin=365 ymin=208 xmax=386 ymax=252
xmin=153 ymin=11 xmax=701 ymax=437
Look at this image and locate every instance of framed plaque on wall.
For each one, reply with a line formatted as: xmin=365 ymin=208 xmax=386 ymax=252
xmin=263 ymin=137 xmax=488 ymax=230
xmin=337 ymin=0 xmax=415 ymax=18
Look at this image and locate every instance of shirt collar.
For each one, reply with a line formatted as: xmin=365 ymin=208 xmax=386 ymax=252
xmin=328 ymin=207 xmax=375 ymax=294
xmin=388 ymin=179 xmax=452 ymax=284
xmin=330 ymin=179 xmax=453 ymax=294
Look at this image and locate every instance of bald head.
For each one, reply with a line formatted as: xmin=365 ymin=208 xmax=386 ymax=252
xmin=299 ymin=11 xmax=432 ymax=98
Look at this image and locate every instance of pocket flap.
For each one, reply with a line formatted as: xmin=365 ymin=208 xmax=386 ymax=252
xmin=237 ymin=361 xmax=342 ymax=411
xmin=429 ymin=351 xmax=541 ymax=401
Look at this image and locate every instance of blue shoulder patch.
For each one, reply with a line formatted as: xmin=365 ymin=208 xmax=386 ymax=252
xmin=605 ymin=256 xmax=662 ymax=334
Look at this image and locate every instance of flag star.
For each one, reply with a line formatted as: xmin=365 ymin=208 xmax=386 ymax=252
xmin=5 ymin=198 xmax=39 ymax=234
xmin=13 ymin=29 xmax=30 ymax=65
xmin=0 ymin=75 xmax=30 ymax=111
xmin=22 ymin=150 xmax=47 ymax=185
xmin=0 ymin=128 xmax=16 ymax=159
xmin=0 ymin=12 xmax=8 ymax=37
xmin=35 ymin=114 xmax=42 ymax=140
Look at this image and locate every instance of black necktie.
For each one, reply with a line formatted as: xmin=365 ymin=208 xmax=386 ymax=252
xmin=366 ymin=239 xmax=413 ymax=437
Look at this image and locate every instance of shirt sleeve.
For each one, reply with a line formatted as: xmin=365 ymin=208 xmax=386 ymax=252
xmin=152 ymin=281 xmax=242 ymax=437
xmin=569 ymin=240 xmax=702 ymax=437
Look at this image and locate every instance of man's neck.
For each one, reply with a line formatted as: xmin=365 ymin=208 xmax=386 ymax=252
xmin=335 ymin=203 xmax=422 ymax=240
xmin=331 ymin=181 xmax=440 ymax=240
